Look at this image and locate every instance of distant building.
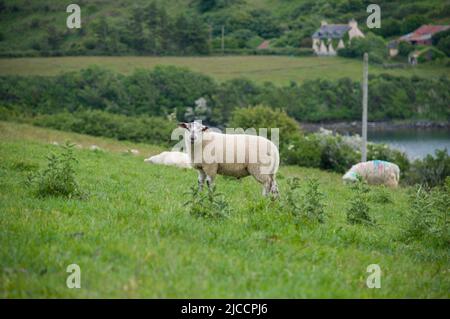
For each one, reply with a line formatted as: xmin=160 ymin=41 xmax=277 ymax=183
xmin=311 ymin=19 xmax=365 ymax=56
xmin=387 ymin=41 xmax=399 ymax=57
xmin=399 ymin=25 xmax=450 ymax=46
xmin=408 ymin=47 xmax=446 ymax=65
xmin=408 ymin=51 xmax=419 ymax=65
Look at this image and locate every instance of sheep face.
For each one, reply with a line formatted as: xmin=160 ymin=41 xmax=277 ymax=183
xmin=342 ymin=171 xmax=359 ymax=184
xmin=178 ymin=122 xmax=208 ymax=146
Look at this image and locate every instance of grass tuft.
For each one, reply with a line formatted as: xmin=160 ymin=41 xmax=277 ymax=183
xmin=185 ymin=185 xmax=231 ymax=219
xmin=26 ymin=142 xmax=86 ymax=199
xmin=346 ymin=181 xmax=375 ymax=226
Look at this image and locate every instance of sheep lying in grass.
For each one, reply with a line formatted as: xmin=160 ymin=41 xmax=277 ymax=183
xmin=144 ymin=151 xmax=191 ymax=169
xmin=343 ymin=160 xmax=400 ymax=188
xmin=179 ymin=121 xmax=280 ymax=197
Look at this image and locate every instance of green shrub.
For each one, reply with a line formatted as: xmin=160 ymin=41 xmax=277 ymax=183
xmin=433 ymin=29 xmax=450 ymax=56
xmin=0 ymin=68 xmax=448 ymax=124
xmin=346 ymin=181 xmax=375 ymax=226
xmin=398 ymin=41 xmax=415 ymax=57
xmin=403 ymin=181 xmax=450 ymax=247
xmin=27 ymin=142 xmax=84 ymax=198
xmin=370 ymin=186 xmax=393 ymax=204
xmin=367 ymin=143 xmax=410 ymax=174
xmin=185 ymin=185 xmax=231 ymax=219
xmin=317 ymin=134 xmax=359 ymax=173
xmin=417 ymin=48 xmax=446 ymax=63
xmin=301 ymin=178 xmax=326 ymax=223
xmin=33 ymin=110 xmax=176 ymax=147
xmin=338 ymin=33 xmax=387 ymax=64
xmin=283 ymin=134 xmax=321 ymax=167
xmin=405 ymin=149 xmax=450 ymax=187
xmin=229 ymin=104 xmax=300 ymax=154
xmin=283 ymin=177 xmax=325 ymax=223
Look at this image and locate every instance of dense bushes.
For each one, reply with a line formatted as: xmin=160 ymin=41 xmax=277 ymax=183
xmin=403 ymin=180 xmax=450 ymax=247
xmin=33 ymin=110 xmax=176 ymax=147
xmin=1 ymin=67 xmax=449 ymax=124
xmin=229 ymin=104 xmax=299 ymax=148
xmin=6 ymin=101 xmax=447 ymax=185
xmin=229 ymin=106 xmax=410 ymax=173
xmin=405 ymin=149 xmax=450 ymax=187
xmin=433 ymin=29 xmax=450 ymax=57
xmin=338 ymin=33 xmax=387 ymax=64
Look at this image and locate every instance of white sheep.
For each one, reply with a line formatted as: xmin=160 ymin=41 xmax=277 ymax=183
xmin=90 ymin=145 xmax=102 ymax=151
xmin=144 ymin=151 xmax=191 ymax=169
xmin=129 ymin=149 xmax=140 ymax=155
xmin=179 ymin=122 xmax=280 ymax=197
xmin=343 ymin=160 xmax=400 ymax=188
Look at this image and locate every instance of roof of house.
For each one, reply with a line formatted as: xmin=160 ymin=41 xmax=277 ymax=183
xmin=312 ymin=24 xmax=351 ymax=39
xmin=400 ymin=25 xmax=450 ymax=42
xmin=257 ymin=40 xmax=270 ymax=49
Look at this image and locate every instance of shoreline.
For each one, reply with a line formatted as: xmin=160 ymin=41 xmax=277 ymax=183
xmin=300 ymin=121 xmax=450 ymax=134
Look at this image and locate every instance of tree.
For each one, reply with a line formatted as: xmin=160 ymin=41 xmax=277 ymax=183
xmin=123 ymin=7 xmax=145 ymax=51
xmin=433 ymin=29 xmax=450 ymax=56
xmin=398 ymin=41 xmax=415 ymax=57
xmin=338 ymin=32 xmax=386 ymax=63
xmin=436 ymin=36 xmax=450 ymax=56
xmin=373 ymin=18 xmax=402 ymax=38
xmin=229 ymin=105 xmax=299 ymax=142
xmin=91 ymin=16 xmax=109 ymax=52
xmin=197 ymin=0 xmax=218 ymax=13
xmin=47 ymin=26 xmax=62 ymax=50
xmin=173 ymin=14 xmax=209 ymax=54
xmin=146 ymin=3 xmax=172 ymax=53
xmin=401 ymin=15 xmax=427 ymax=34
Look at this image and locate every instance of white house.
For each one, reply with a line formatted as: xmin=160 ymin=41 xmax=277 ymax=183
xmin=312 ymin=19 xmax=365 ymax=56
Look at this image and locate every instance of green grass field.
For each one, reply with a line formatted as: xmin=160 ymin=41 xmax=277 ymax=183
xmin=1 ymin=56 xmax=449 ymax=85
xmin=0 ymin=121 xmax=448 ymax=298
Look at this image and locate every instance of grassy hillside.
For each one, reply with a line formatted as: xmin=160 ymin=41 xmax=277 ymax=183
xmin=1 ymin=121 xmax=448 ymax=298
xmin=1 ymin=56 xmax=449 ymax=85
xmin=0 ymin=0 xmax=449 ymax=55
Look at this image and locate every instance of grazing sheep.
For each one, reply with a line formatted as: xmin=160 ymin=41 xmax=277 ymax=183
xmin=179 ymin=122 xmax=280 ymax=197
xmin=90 ymin=145 xmax=102 ymax=151
xmin=129 ymin=149 xmax=140 ymax=155
xmin=144 ymin=151 xmax=191 ymax=169
xmin=343 ymin=160 xmax=400 ymax=188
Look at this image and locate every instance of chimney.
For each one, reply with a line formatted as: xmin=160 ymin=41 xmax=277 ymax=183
xmin=321 ymin=20 xmax=328 ymax=27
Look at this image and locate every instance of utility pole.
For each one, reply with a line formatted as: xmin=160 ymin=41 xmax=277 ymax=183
xmin=361 ymin=52 xmax=369 ymax=162
xmin=221 ymin=25 xmax=225 ymax=54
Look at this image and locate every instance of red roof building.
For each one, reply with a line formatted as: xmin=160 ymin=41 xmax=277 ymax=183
xmin=399 ymin=25 xmax=450 ymax=45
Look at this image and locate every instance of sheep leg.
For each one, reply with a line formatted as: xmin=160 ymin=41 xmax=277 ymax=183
xmin=197 ymin=170 xmax=206 ymax=192
xmin=206 ymin=175 xmax=215 ymax=190
xmin=262 ymin=180 xmax=271 ymax=196
xmin=202 ymin=164 xmax=218 ymax=191
xmin=269 ymin=178 xmax=279 ymax=198
xmin=262 ymin=178 xmax=279 ymax=198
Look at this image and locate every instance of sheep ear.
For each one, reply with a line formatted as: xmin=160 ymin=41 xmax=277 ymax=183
xmin=178 ymin=122 xmax=188 ymax=129
xmin=202 ymin=125 xmax=209 ymax=132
